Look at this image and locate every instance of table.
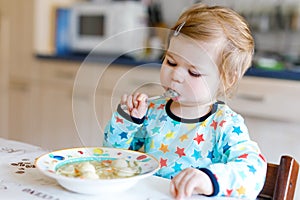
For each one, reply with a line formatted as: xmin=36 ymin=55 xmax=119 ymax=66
xmin=0 ymin=137 xmax=235 ymax=200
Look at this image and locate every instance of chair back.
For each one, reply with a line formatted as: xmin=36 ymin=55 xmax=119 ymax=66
xmin=258 ymin=155 xmax=299 ymax=200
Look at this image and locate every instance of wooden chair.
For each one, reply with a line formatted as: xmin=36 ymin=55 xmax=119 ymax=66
xmin=258 ymin=155 xmax=299 ymax=200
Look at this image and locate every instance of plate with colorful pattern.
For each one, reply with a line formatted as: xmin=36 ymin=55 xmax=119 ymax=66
xmin=35 ymin=147 xmax=160 ymax=194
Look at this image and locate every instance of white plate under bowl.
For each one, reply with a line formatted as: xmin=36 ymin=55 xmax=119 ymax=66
xmin=35 ymin=147 xmax=160 ymax=195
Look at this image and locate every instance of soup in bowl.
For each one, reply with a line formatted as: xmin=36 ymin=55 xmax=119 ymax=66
xmin=35 ymin=147 xmax=160 ymax=194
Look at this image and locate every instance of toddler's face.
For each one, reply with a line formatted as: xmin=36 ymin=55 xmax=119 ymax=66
xmin=160 ymin=35 xmax=221 ymax=106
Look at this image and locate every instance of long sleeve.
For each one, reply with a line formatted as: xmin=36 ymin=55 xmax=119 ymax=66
xmin=205 ymin=113 xmax=267 ymax=199
xmin=103 ymin=105 xmax=145 ymax=150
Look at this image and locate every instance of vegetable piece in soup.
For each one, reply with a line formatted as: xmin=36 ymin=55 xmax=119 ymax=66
xmin=56 ymin=158 xmax=141 ymax=179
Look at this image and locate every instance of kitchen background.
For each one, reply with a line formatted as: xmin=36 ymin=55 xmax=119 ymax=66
xmin=1 ymin=0 xmax=300 ymax=197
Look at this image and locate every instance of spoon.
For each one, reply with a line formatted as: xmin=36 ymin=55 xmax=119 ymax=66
xmin=121 ymin=89 xmax=179 ymax=110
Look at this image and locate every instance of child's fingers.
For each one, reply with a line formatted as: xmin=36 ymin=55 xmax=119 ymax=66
xmin=171 ymin=176 xmax=184 ymax=200
xmin=132 ymin=92 xmax=140 ymax=107
xmin=170 ymin=181 xmax=177 ymax=198
xmin=121 ymin=94 xmax=128 ymax=105
xmin=170 ymin=169 xmax=195 ymax=199
xmin=126 ymin=95 xmax=134 ymax=110
xmin=137 ymin=93 xmax=148 ymax=102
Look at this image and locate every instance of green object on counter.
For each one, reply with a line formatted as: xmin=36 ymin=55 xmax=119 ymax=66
xmin=255 ymin=57 xmax=285 ymax=71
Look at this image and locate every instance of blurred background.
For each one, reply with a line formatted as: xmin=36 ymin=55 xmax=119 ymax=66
xmin=0 ymin=0 xmax=300 ymax=196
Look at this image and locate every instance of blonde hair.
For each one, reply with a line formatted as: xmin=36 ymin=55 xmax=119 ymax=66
xmin=171 ymin=4 xmax=254 ymax=98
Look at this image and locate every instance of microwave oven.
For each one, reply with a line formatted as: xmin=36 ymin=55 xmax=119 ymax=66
xmin=69 ymin=1 xmax=148 ymax=56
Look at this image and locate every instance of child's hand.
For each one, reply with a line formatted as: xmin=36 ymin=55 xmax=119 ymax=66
xmin=121 ymin=93 xmax=148 ymax=119
xmin=170 ymin=168 xmax=213 ymax=200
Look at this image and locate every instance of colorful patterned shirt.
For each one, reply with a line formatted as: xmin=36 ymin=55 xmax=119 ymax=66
xmin=103 ymin=99 xmax=267 ymax=199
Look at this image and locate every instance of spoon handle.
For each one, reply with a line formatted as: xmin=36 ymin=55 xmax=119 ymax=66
xmin=120 ymin=95 xmax=163 ymax=110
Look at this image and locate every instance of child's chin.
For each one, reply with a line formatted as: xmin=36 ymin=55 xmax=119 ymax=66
xmin=171 ymin=96 xmax=180 ymax=102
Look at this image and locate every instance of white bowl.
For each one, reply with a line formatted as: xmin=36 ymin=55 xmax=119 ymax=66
xmin=35 ymin=147 xmax=160 ymax=194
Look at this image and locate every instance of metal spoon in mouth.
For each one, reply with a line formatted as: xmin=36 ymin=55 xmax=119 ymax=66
xmin=121 ymin=89 xmax=179 ymax=110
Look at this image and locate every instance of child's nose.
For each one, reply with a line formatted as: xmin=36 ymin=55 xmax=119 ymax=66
xmin=171 ymin=66 xmax=185 ymax=83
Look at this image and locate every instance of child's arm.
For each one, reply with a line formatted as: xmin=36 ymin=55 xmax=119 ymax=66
xmin=205 ymin=114 xmax=267 ymax=198
xmin=103 ymin=107 xmax=146 ymax=150
xmin=102 ymin=93 xmax=149 ymax=150
xmin=170 ymin=114 xmax=267 ymax=199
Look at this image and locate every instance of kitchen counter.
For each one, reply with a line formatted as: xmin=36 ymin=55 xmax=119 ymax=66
xmin=245 ymin=66 xmax=300 ymax=81
xmin=36 ymin=54 xmax=300 ymax=81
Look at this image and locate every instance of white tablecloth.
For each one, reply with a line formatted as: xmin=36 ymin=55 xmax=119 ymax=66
xmin=0 ymin=138 xmax=236 ymax=200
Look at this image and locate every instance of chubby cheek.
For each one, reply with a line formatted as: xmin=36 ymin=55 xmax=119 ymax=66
xmin=160 ymin=66 xmax=171 ymax=88
xmin=185 ymin=78 xmax=216 ymax=102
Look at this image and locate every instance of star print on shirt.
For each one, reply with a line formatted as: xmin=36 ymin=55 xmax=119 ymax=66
xmin=179 ymin=134 xmax=188 ymax=142
xmin=193 ymin=133 xmax=204 ymax=145
xmin=119 ymin=132 xmax=128 ymax=139
xmin=191 ymin=149 xmax=202 ymax=161
xmin=236 ymin=185 xmax=246 ymax=195
xmin=232 ymin=126 xmax=243 ymax=135
xmin=238 ymin=153 xmax=248 ymax=159
xmin=207 ymin=151 xmax=214 ymax=160
xmin=159 ymin=115 xmax=167 ymax=122
xmin=226 ymin=189 xmax=233 ymax=197
xmin=150 ymin=140 xmax=155 ymax=149
xmin=157 ymin=104 xmax=165 ymax=110
xmin=219 ymin=120 xmax=226 ymax=127
xmin=223 ymin=143 xmax=231 ymax=153
xmin=216 ymin=109 xmax=223 ymax=117
xmin=186 ymin=124 xmax=196 ymax=130
xmin=172 ymin=162 xmax=182 ymax=172
xmin=113 ymin=142 xmax=122 ymax=147
xmin=200 ymin=120 xmax=207 ymax=127
xmin=165 ymin=131 xmax=175 ymax=139
xmin=160 ymin=158 xmax=167 ymax=167
xmin=175 ymin=147 xmax=186 ymax=157
xmin=104 ymin=131 xmax=108 ymax=140
xmin=109 ymin=125 xmax=115 ymax=133
xmin=159 ymin=144 xmax=169 ymax=153
xmin=210 ymin=120 xmax=218 ymax=130
xmin=126 ymin=124 xmax=136 ymax=131
xmin=259 ymin=153 xmax=266 ymax=162
xmin=247 ymin=165 xmax=256 ymax=174
xmin=126 ymin=137 xmax=133 ymax=144
xmin=171 ymin=120 xmax=180 ymax=126
xmin=151 ymin=127 xmax=160 ymax=134
xmin=148 ymin=114 xmax=157 ymax=120
xmin=149 ymin=102 xmax=155 ymax=109
xmin=115 ymin=116 xmax=123 ymax=123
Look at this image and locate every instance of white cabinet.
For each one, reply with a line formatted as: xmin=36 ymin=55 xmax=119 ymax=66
xmin=39 ymin=82 xmax=82 ymax=149
xmin=3 ymin=0 xmax=38 ymax=80
xmin=228 ymin=77 xmax=300 ymax=123
xmin=8 ymin=79 xmax=40 ymax=145
xmin=38 ymin=61 xmax=82 ymax=149
xmin=228 ymin=76 xmax=300 ymax=162
xmin=0 ymin=0 xmax=42 ymax=142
